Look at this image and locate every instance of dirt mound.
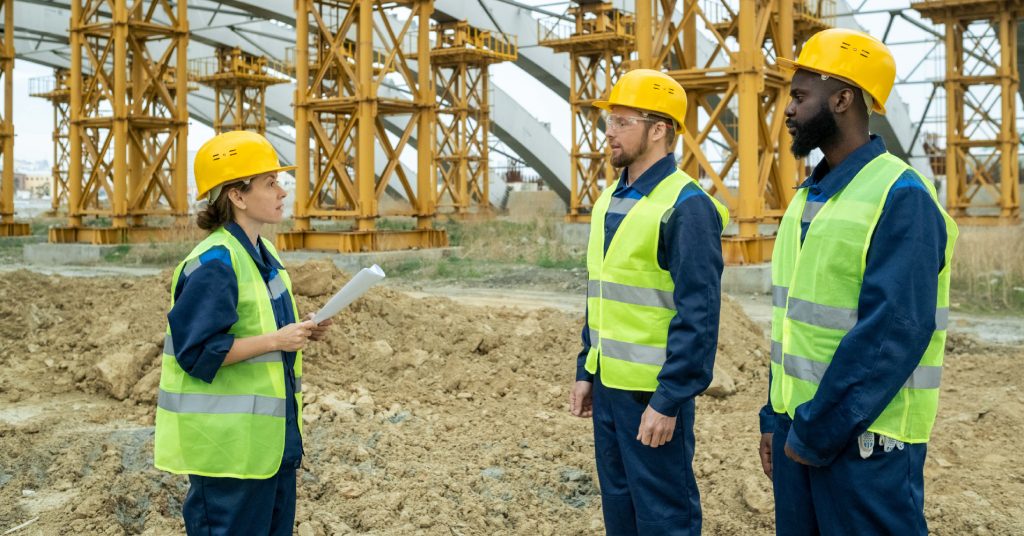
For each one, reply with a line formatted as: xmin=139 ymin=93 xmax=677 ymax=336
xmin=1 ymin=264 xmax=1022 ymax=535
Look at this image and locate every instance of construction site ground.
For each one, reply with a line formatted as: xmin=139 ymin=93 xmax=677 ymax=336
xmin=1 ymin=229 xmax=1023 ymax=535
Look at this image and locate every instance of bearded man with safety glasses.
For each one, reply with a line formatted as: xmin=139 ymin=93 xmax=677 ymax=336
xmin=568 ymin=69 xmax=729 ymax=535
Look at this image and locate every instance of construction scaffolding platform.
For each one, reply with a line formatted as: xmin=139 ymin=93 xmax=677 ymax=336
xmin=913 ymin=0 xmax=1022 ymax=225
xmin=539 ymin=1 xmax=636 ymax=223
xmin=50 ymin=0 xmax=190 ymax=245
xmin=282 ymin=0 xmax=448 ymax=252
xmin=430 ymin=20 xmax=517 ymax=219
xmin=189 ymin=47 xmax=290 ymax=134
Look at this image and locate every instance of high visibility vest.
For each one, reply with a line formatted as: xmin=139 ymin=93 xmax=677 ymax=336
xmin=585 ymin=169 xmax=729 ymax=391
xmin=769 ymin=153 xmax=958 ymax=443
xmin=154 ymin=227 xmax=303 ymax=479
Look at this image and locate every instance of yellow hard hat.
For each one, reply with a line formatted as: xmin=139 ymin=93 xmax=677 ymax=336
xmin=778 ymin=28 xmax=896 ymax=115
xmin=594 ymin=69 xmax=687 ymax=130
xmin=193 ymin=130 xmax=296 ymax=199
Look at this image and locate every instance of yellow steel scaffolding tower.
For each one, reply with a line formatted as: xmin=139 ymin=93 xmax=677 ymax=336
xmin=52 ymin=0 xmax=190 ymax=244
xmin=539 ymin=1 xmax=635 ymax=223
xmin=0 ymin=0 xmax=28 ymax=236
xmin=635 ymin=0 xmax=832 ymax=264
xmin=283 ymin=0 xmax=448 ymax=252
xmin=913 ymin=0 xmax=1021 ymax=225
xmin=29 ymin=69 xmax=74 ymax=214
xmin=430 ymin=20 xmax=517 ymax=218
xmin=189 ymin=47 xmax=290 ymax=134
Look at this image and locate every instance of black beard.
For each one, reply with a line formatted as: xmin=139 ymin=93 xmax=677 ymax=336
xmin=790 ymin=102 xmax=839 ymax=158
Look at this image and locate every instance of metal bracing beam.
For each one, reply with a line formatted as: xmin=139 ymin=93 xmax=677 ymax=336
xmin=914 ymin=0 xmax=1021 ymax=225
xmin=0 ymin=0 xmax=27 ymax=235
xmin=28 ymin=68 xmax=71 ymax=213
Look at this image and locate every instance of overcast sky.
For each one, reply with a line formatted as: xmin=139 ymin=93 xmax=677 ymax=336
xmin=4 ymin=0 xmax=984 ymax=166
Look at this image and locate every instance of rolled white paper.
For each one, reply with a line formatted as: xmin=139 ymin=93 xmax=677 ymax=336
xmin=312 ymin=264 xmax=386 ymax=324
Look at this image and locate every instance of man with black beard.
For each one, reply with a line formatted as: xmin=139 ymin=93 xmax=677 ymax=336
xmin=568 ymin=69 xmax=728 ymax=535
xmin=758 ymin=29 xmax=959 ymax=535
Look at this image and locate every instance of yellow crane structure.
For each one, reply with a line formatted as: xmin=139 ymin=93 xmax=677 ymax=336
xmin=189 ymin=47 xmax=290 ymax=134
xmin=51 ymin=0 xmax=190 ymax=244
xmin=633 ymin=0 xmax=833 ymax=264
xmin=913 ymin=0 xmax=1021 ymax=225
xmin=430 ymin=19 xmax=517 ymax=218
xmin=539 ymin=1 xmax=636 ymax=223
xmin=29 ymin=69 xmax=74 ymax=215
xmin=0 ymin=0 xmax=28 ymax=236
xmin=283 ymin=0 xmax=448 ymax=252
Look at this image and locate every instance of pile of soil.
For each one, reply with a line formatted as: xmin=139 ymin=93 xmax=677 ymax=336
xmin=0 ymin=261 xmax=1021 ymax=535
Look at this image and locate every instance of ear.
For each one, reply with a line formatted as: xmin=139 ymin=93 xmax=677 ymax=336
xmin=832 ymin=87 xmax=856 ymax=114
xmin=649 ymin=121 xmax=667 ymax=143
xmin=227 ymin=187 xmax=247 ymax=211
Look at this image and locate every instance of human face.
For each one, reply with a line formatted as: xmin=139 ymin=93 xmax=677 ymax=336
xmin=605 ymin=106 xmax=655 ymax=168
xmin=233 ymin=172 xmax=287 ymax=225
xmin=785 ymin=70 xmax=840 ymax=158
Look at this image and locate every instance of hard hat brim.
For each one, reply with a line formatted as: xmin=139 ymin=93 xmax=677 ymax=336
xmin=197 ymin=164 xmax=297 ymax=200
xmin=594 ymin=100 xmax=612 ymax=112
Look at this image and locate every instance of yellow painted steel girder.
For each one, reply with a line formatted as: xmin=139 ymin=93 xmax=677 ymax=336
xmin=283 ymin=0 xmax=448 ymax=252
xmin=52 ymin=0 xmax=189 ymax=244
xmin=0 ymin=0 xmax=28 ymax=236
xmin=637 ymin=0 xmax=833 ymax=264
xmin=914 ymin=0 xmax=1022 ymax=225
xmin=29 ymin=69 xmax=75 ymax=214
xmin=431 ymin=21 xmax=517 ymax=219
xmin=539 ymin=2 xmax=636 ymax=224
xmin=190 ymin=47 xmax=290 ymax=134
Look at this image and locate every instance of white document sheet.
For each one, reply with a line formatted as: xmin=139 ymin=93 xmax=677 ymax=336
xmin=312 ymin=264 xmax=386 ymax=323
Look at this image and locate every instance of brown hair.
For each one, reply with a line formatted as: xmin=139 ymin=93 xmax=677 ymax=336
xmin=196 ymin=181 xmax=252 ymax=231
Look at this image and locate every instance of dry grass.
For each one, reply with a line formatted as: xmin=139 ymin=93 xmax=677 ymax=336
xmin=950 ymin=224 xmax=1024 ymax=312
xmin=439 ymin=218 xmax=585 ymax=268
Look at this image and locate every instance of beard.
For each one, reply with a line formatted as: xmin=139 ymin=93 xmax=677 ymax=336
xmin=789 ymin=102 xmax=839 ymax=158
xmin=611 ymin=135 xmax=650 ymax=168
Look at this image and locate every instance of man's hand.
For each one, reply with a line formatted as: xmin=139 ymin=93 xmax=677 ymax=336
xmin=637 ymin=405 xmax=676 ymax=448
xmin=569 ymin=381 xmax=593 ymax=417
xmin=784 ymin=441 xmax=815 ymax=466
xmin=305 ymin=312 xmax=333 ymax=341
xmin=759 ymin=433 xmax=773 ymax=480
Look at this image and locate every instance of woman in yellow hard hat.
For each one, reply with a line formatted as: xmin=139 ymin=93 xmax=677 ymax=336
xmin=153 ymin=130 xmax=331 ymax=535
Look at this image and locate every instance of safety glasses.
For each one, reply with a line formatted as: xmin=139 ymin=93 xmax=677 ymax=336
xmin=601 ymin=112 xmax=664 ymax=131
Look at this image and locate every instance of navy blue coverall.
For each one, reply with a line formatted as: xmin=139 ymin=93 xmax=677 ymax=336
xmin=168 ymin=222 xmax=303 ymax=536
xmin=578 ymin=153 xmax=724 ymax=535
xmin=760 ymin=136 xmax=947 ymax=535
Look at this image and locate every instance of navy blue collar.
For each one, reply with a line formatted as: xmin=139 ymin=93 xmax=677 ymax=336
xmin=798 ymin=135 xmax=887 ymax=197
xmin=224 ymin=221 xmax=283 ymax=272
xmin=615 ymin=152 xmax=678 ymax=197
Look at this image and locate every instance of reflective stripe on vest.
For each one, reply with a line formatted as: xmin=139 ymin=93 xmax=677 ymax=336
xmin=774 ymin=351 xmax=942 ymax=390
xmin=158 ymin=389 xmax=286 ymax=418
xmin=588 ymin=280 xmax=674 ymax=310
xmin=786 ymin=299 xmax=950 ymax=331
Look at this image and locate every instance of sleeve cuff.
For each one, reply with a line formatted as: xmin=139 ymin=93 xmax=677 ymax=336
xmin=185 ymin=333 xmax=234 ymax=383
xmin=649 ymin=389 xmax=681 ymax=417
xmin=576 ymin=366 xmax=594 ymax=382
xmin=785 ymin=423 xmax=838 ymax=467
xmin=758 ymin=405 xmax=776 ymax=434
